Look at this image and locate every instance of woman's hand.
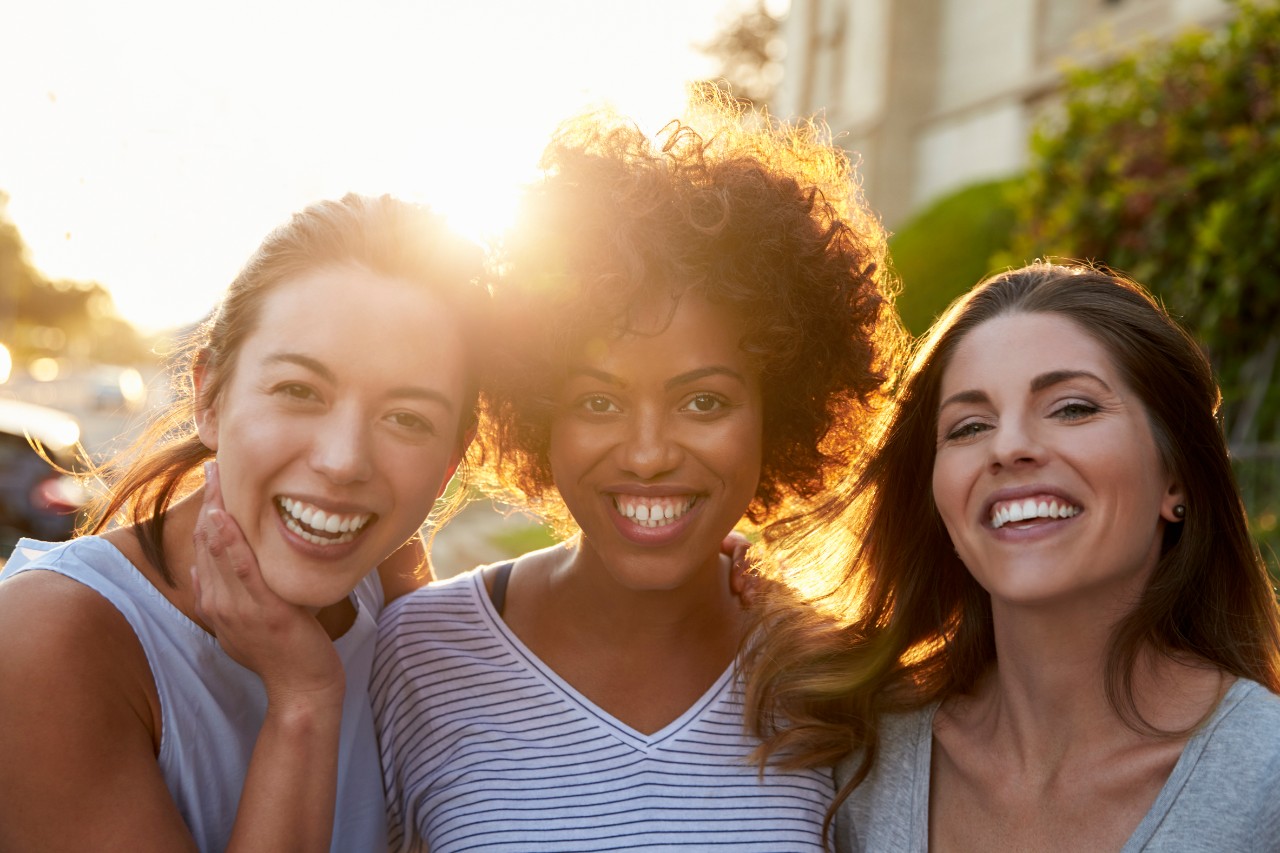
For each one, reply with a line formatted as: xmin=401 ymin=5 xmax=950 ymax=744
xmin=191 ymin=461 xmax=344 ymax=707
xmin=192 ymin=461 xmax=347 ymax=852
xmin=722 ymin=531 xmax=760 ymax=607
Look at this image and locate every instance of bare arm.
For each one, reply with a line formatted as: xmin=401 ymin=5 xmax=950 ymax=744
xmin=0 ymin=572 xmax=200 ymax=852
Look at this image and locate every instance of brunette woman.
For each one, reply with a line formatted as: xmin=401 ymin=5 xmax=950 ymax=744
xmin=747 ymin=263 xmax=1280 ymax=851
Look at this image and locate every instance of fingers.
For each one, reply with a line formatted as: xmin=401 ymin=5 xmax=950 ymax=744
xmin=203 ymin=459 xmax=227 ymax=512
xmin=723 ymin=531 xmax=761 ymax=607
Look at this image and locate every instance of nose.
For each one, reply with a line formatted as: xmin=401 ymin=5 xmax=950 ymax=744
xmin=988 ymin=412 xmax=1045 ymax=472
xmin=310 ymin=406 xmax=375 ymax=484
xmin=617 ymin=408 xmax=682 ymax=480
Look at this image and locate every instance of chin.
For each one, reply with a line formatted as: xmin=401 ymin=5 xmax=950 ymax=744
xmin=260 ymin=568 xmax=359 ymax=611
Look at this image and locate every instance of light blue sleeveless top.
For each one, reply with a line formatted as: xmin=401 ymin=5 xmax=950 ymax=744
xmin=2 ymin=536 xmax=388 ymax=853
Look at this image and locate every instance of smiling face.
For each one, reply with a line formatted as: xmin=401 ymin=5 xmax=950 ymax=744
xmin=931 ymin=311 xmax=1184 ymax=611
xmin=548 ymin=292 xmax=764 ymax=591
xmin=195 ymin=263 xmax=470 ymax=609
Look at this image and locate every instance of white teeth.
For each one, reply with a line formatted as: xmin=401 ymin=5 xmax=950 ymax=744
xmin=990 ymin=498 xmax=1081 ymax=529
xmin=612 ymin=495 xmax=695 ymax=529
xmin=277 ymin=497 xmax=371 ymax=543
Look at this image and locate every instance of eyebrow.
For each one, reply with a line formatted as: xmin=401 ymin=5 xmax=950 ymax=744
xmin=566 ymin=365 xmax=749 ymax=391
xmin=266 ymin=352 xmax=456 ymax=412
xmin=938 ymin=369 xmax=1113 ymax=411
xmin=1030 ymin=369 xmax=1112 ymax=394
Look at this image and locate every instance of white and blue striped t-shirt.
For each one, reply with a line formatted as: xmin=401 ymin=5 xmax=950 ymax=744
xmin=372 ymin=567 xmax=832 ymax=852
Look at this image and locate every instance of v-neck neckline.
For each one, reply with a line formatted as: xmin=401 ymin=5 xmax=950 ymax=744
xmin=914 ymin=679 xmax=1256 ymax=852
xmin=468 ymin=569 xmax=737 ymax=753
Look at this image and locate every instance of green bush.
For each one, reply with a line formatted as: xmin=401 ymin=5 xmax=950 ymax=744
xmin=1012 ymin=0 xmax=1280 ymax=445
xmin=888 ymin=179 xmax=1018 ymax=336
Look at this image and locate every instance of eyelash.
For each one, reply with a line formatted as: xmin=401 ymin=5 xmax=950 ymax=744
xmin=681 ymin=393 xmax=729 ymax=414
xmin=1053 ymin=401 xmax=1100 ymax=421
xmin=943 ymin=400 xmax=1101 ymax=442
xmin=275 ymin=382 xmax=319 ymax=402
xmin=944 ymin=421 xmax=989 ymax=442
xmin=275 ymin=384 xmax=435 ymax=435
xmin=570 ymin=392 xmax=732 ymax=416
xmin=577 ymin=395 xmax=620 ymax=414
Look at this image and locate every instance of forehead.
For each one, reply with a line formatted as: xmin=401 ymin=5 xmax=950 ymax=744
xmin=576 ymin=291 xmax=751 ymax=372
xmin=240 ymin=264 xmax=469 ymax=388
xmin=942 ymin=312 xmax=1118 ymax=392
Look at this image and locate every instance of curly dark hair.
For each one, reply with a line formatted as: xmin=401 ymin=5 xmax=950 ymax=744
xmin=472 ymin=103 xmax=903 ymax=531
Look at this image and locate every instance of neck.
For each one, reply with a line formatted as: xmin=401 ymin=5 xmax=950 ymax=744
xmin=547 ymin=539 xmax=744 ymax=650
xmin=970 ymin=594 xmax=1224 ymax=766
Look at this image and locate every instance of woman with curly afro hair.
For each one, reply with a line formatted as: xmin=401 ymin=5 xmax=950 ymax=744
xmin=372 ymin=99 xmax=904 ymax=852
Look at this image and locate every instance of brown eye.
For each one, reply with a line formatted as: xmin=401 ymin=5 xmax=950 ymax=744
xmin=683 ymin=393 xmax=725 ymax=414
xmin=277 ymin=383 xmax=319 ymax=401
xmin=390 ymin=411 xmax=434 ymax=434
xmin=580 ymin=395 xmax=619 ymax=414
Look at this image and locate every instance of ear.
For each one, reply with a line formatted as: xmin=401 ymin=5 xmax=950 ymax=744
xmin=1159 ymin=478 xmax=1186 ymax=523
xmin=436 ymin=423 xmax=478 ymax=500
xmin=192 ymin=351 xmax=220 ymax=452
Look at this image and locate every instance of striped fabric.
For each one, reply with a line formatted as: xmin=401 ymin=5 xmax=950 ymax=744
xmin=372 ymin=569 xmax=832 ymax=852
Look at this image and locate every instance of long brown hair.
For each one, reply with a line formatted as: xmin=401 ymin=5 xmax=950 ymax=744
xmin=84 ymin=193 xmax=488 ymax=583
xmin=745 ymin=262 xmax=1280 ymax=831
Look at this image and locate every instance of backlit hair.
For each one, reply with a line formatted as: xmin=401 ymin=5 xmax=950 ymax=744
xmin=85 ymin=193 xmax=488 ymax=583
xmin=744 ymin=261 xmax=1280 ymax=835
xmin=473 ymin=99 xmax=902 ymax=532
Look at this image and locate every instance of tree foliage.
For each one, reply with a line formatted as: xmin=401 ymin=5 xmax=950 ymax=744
xmin=1012 ymin=0 xmax=1280 ymax=444
xmin=698 ymin=1 xmax=785 ymax=109
xmin=890 ymin=179 xmax=1018 ymax=335
xmin=0 ymin=191 xmax=149 ymax=364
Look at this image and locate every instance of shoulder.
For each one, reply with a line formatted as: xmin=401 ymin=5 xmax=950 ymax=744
xmin=379 ymin=567 xmax=483 ymax=630
xmin=1141 ymin=680 xmax=1280 ymax=848
xmin=1198 ymin=679 xmax=1280 ymax=764
xmin=0 ymin=539 xmax=155 ymax=691
xmin=0 ymin=546 xmax=160 ymax=746
xmin=373 ymin=569 xmax=496 ymax=687
xmin=835 ymin=703 xmax=935 ymax=787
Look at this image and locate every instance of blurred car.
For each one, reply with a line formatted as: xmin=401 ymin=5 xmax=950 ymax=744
xmin=0 ymin=398 xmax=90 ymax=555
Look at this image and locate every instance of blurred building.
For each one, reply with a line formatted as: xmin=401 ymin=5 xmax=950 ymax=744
xmin=773 ymin=0 xmax=1232 ymax=227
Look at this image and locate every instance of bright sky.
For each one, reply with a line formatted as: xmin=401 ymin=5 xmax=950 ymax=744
xmin=1 ymin=0 xmax=785 ymax=334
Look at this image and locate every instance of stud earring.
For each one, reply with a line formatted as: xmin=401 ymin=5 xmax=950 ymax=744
xmin=1173 ymin=504 xmax=1186 ymax=519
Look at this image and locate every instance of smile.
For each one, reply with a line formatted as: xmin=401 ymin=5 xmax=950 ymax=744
xmin=989 ymin=497 xmax=1081 ymax=529
xmin=276 ymin=496 xmax=373 ymax=546
xmin=611 ymin=494 xmax=696 ymax=529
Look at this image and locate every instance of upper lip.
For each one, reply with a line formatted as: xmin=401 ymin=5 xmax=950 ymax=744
xmin=277 ymin=493 xmax=378 ymax=517
xmin=602 ymin=483 xmax=700 ymax=498
xmin=981 ymin=483 xmax=1081 ymax=519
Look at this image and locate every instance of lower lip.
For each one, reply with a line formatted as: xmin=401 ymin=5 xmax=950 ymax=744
xmin=606 ymin=498 xmax=702 ymax=546
xmin=274 ymin=503 xmax=370 ymax=561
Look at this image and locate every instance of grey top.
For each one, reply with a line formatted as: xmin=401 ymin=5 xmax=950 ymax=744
xmin=834 ymin=678 xmax=1280 ymax=852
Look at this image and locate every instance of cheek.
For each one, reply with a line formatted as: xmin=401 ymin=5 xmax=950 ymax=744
xmin=930 ymin=454 xmax=957 ymax=522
